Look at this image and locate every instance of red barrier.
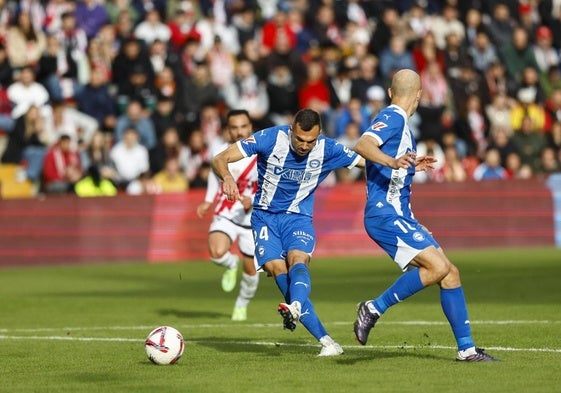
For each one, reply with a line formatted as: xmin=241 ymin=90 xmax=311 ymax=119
xmin=0 ymin=179 xmax=554 ymax=267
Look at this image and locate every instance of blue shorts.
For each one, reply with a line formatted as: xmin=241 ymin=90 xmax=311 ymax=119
xmin=251 ymin=209 xmax=316 ymax=268
xmin=364 ymin=214 xmax=440 ymax=271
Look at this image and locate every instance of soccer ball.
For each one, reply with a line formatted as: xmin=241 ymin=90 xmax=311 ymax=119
xmin=145 ymin=326 xmax=185 ymax=365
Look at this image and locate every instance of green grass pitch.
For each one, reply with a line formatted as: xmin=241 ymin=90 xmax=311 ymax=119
xmin=1 ymin=248 xmax=560 ymax=393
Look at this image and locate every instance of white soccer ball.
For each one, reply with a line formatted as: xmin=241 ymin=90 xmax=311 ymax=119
xmin=145 ymin=326 xmax=185 ymax=365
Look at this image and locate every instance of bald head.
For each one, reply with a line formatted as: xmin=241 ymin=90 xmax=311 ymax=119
xmin=390 ymin=69 xmax=421 ymax=98
xmin=388 ymin=69 xmax=422 ymax=118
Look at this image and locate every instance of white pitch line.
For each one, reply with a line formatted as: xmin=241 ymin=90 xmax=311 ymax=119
xmin=0 ymin=335 xmax=560 ymax=354
xmin=1 ymin=320 xmax=559 ymax=333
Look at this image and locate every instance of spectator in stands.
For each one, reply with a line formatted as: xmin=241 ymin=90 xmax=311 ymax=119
xmin=126 ymin=170 xmax=160 ymax=195
xmin=485 ymin=92 xmax=515 ymax=137
xmin=79 ymin=129 xmax=117 ymax=184
xmin=511 ymin=87 xmax=547 ymax=133
xmin=512 ymin=115 xmax=548 ymax=172
xmin=443 ymin=31 xmax=471 ymax=81
xmin=440 ymin=145 xmax=467 ymax=183
xmin=335 ymin=122 xmax=363 ymax=183
xmin=468 ymin=30 xmax=498 ymax=74
xmin=42 ymin=99 xmax=98 ymax=149
xmin=365 ymin=85 xmax=386 ymax=120
xmin=413 ymin=138 xmax=445 ymax=183
xmin=75 ymin=67 xmax=117 ymax=132
xmin=92 ymin=24 xmax=119 ymax=76
xmin=484 ymin=60 xmax=511 ymax=99
xmin=517 ymin=66 xmax=547 ymax=105
xmin=260 ymin=5 xmax=294 ymax=57
xmin=114 ymin=99 xmax=156 ymax=150
xmin=463 ymin=8 xmax=486 ymax=47
xmin=1 ymin=105 xmax=48 ymax=183
xmin=350 ymin=54 xmax=382 ymax=104
xmin=532 ymin=26 xmax=559 ymax=75
xmin=55 ymin=11 xmax=88 ymax=85
xmin=152 ymin=156 xmax=188 ymax=193
xmin=117 ymin=63 xmax=158 ymax=112
xmin=113 ymin=9 xmax=136 ymax=49
xmin=429 ymin=4 xmax=465 ymax=51
xmin=178 ymin=59 xmax=220 ymax=130
xmin=538 ymin=146 xmax=561 ymax=175
xmin=167 ymin=1 xmax=204 ymax=54
xmin=499 ymin=27 xmax=539 ymax=86
xmin=112 ymin=37 xmax=154 ymax=111
xmin=402 ymin=2 xmax=431 ymax=41
xmin=185 ymin=128 xmax=208 ymax=185
xmin=333 ymin=97 xmax=370 ymax=139
xmin=489 ymin=125 xmax=519 ymax=167
xmin=473 ymin=147 xmax=508 ymax=181
xmin=368 ymin=5 xmax=399 ymax=56
xmin=134 ymin=8 xmax=170 ymax=45
xmin=232 ymin=6 xmax=259 ymax=50
xmin=486 ymin=2 xmax=516 ymax=48
xmin=378 ymin=35 xmax=416 ymax=81
xmin=110 ymin=126 xmax=150 ymax=190
xmin=412 ymin=31 xmax=445 ymax=75
xmin=223 ymin=57 xmax=270 ymax=129
xmin=328 ymin=62 xmax=353 ymax=109
xmin=42 ymin=133 xmax=83 ymax=193
xmin=149 ymin=126 xmax=188 ymax=175
xmin=264 ymin=27 xmax=307 ymax=86
xmin=266 ymin=63 xmax=299 ymax=126
xmin=150 ymin=93 xmax=178 ymax=141
xmin=5 ymin=10 xmax=46 ymax=69
xmin=547 ymin=121 xmax=561 ymax=152
xmin=74 ymin=0 xmax=109 ymax=40
xmin=206 ymin=35 xmax=235 ymax=89
xmin=7 ymin=65 xmax=50 ymax=119
xmin=74 ymin=164 xmax=118 ymax=197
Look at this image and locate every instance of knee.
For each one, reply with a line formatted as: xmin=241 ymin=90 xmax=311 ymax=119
xmin=208 ymin=246 xmax=228 ymax=260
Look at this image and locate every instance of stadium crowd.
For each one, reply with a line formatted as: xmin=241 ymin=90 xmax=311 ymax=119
xmin=0 ymin=0 xmax=561 ymax=197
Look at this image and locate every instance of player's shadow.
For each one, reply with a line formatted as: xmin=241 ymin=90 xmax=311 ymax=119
xmin=334 ymin=348 xmax=449 ymax=364
xmin=197 ymin=337 xmax=313 ymax=357
xmin=158 ymin=308 xmax=227 ymax=319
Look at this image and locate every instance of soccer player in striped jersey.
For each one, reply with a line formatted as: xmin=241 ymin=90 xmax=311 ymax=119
xmin=352 ymin=69 xmax=498 ymax=362
xmin=196 ymin=109 xmax=260 ymax=322
xmin=213 ymin=108 xmax=365 ymax=356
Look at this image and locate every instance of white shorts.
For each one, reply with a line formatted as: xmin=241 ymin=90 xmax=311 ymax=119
xmin=209 ymin=216 xmax=255 ymax=257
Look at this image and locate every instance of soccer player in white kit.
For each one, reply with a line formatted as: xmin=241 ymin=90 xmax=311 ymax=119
xmin=352 ymin=69 xmax=498 ymax=361
xmin=196 ymin=109 xmax=259 ymax=321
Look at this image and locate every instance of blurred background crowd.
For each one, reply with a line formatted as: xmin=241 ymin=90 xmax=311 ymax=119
xmin=0 ymin=0 xmax=561 ymax=198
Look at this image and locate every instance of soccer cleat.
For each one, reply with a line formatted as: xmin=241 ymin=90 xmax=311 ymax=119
xmin=456 ymin=347 xmax=499 ymax=362
xmin=231 ymin=306 xmax=247 ymax=321
xmin=318 ymin=336 xmax=344 ymax=357
xmin=353 ymin=301 xmax=379 ymax=345
xmin=221 ymin=258 xmax=239 ymax=292
xmin=278 ymin=301 xmax=301 ymax=331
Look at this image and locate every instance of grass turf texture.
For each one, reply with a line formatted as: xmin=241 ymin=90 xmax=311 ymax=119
xmin=1 ymin=248 xmax=560 ymax=393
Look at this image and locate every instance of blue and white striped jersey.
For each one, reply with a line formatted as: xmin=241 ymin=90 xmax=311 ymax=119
xmin=236 ymin=125 xmax=361 ymax=216
xmin=363 ymin=105 xmax=417 ymax=218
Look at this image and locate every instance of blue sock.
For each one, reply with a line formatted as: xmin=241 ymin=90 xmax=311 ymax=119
xmin=441 ymin=286 xmax=474 ymax=351
xmin=274 ymin=273 xmax=327 ymax=340
xmin=373 ymin=268 xmax=424 ymax=314
xmin=288 ymin=264 xmax=311 ymax=306
xmin=274 ymin=273 xmax=289 ymax=301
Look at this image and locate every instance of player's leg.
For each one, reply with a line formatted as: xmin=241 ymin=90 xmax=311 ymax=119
xmin=354 ymin=215 xmax=433 ymax=344
xmin=231 ymin=228 xmax=259 ymax=321
xmin=208 ymin=217 xmax=239 ymax=292
xmin=273 ymin=268 xmax=342 ymax=356
xmin=434 ymin=249 xmax=498 ymax=361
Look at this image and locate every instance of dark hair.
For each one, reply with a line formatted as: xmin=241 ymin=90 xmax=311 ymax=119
xmin=292 ymin=109 xmax=321 ymax=131
xmin=226 ymin=109 xmax=251 ymax=122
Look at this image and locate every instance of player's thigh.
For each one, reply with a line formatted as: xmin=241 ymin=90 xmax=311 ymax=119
xmin=251 ymin=210 xmax=285 ymax=269
xmin=365 ymin=215 xmax=439 ymax=271
xmin=237 ymin=227 xmax=255 ymax=257
xmin=279 ymin=214 xmax=315 ymax=258
xmin=208 ymin=216 xmax=236 ymax=256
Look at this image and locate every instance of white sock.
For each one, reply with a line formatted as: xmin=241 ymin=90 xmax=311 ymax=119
xmin=235 ymin=272 xmax=259 ymax=307
xmin=319 ymin=335 xmax=335 ymax=346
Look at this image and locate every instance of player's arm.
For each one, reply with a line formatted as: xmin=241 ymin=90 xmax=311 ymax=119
xmin=212 ymin=143 xmax=245 ymax=201
xmin=354 ymin=134 xmax=415 ymax=169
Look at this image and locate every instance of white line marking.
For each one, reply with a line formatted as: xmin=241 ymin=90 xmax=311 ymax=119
xmin=0 ymin=335 xmax=559 ymax=354
xmin=1 ymin=320 xmax=559 ymax=333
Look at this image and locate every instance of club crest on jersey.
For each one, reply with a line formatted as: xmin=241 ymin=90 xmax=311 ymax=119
xmin=412 ymin=232 xmax=425 ymax=242
xmin=371 ymin=121 xmax=387 ymax=131
xmin=243 ymin=135 xmax=256 ymax=144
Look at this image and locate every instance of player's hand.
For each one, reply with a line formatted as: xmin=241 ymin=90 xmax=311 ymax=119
xmin=239 ymin=196 xmax=252 ymax=212
xmin=394 ymin=152 xmax=416 ymax=169
xmin=196 ymin=202 xmax=211 ymax=218
xmin=415 ymin=155 xmax=438 ymax=172
xmin=222 ymin=176 xmax=240 ymax=202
